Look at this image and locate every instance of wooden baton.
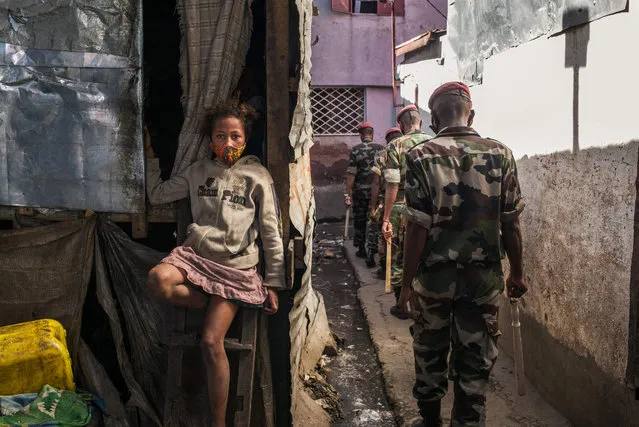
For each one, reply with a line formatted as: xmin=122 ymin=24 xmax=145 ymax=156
xmin=344 ymin=207 xmax=350 ymax=240
xmin=385 ymin=240 xmax=392 ymax=293
xmin=511 ymin=300 xmax=526 ymax=396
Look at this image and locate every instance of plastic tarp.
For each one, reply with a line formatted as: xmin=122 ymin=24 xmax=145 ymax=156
xmin=93 ymin=218 xmax=167 ymax=426
xmin=448 ymin=0 xmax=628 ymax=84
xmin=0 ymin=216 xmax=95 ymax=361
xmin=0 ymin=0 xmax=144 ymax=213
xmin=0 ymin=216 xmax=169 ymax=426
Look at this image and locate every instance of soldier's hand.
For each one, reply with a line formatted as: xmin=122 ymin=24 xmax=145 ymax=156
xmin=382 ymin=220 xmax=393 ymax=242
xmin=344 ymin=194 xmax=352 ymax=207
xmin=506 ymin=275 xmax=527 ymax=300
xmin=399 ymin=286 xmax=421 ymax=318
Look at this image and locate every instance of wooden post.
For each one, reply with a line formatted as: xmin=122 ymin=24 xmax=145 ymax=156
xmin=266 ymin=0 xmax=291 ymax=254
xmin=131 ymin=213 xmax=148 ymax=239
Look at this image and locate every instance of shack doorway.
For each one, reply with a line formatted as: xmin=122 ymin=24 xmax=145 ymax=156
xmin=143 ymin=0 xmax=268 ymax=181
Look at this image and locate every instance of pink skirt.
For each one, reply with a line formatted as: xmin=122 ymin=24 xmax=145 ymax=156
xmin=161 ymin=246 xmax=268 ymax=306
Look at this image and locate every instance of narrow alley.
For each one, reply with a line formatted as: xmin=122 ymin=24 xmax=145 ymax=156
xmin=313 ymin=222 xmax=572 ymax=427
xmin=3 ymin=1 xmax=639 ymax=426
xmin=312 ymin=223 xmax=397 ymax=426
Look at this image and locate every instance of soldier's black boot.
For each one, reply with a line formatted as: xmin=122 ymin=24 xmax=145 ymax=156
xmin=355 ymin=245 xmax=367 ymax=258
xmin=416 ymin=400 xmax=442 ymax=426
xmin=365 ymin=251 xmax=376 ymax=268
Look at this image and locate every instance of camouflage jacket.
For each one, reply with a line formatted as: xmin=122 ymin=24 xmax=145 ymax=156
xmin=384 ymin=129 xmax=430 ymax=197
xmin=347 ymin=140 xmax=384 ymax=198
xmin=403 ymin=126 xmax=525 ymax=267
xmin=371 ymin=148 xmax=387 ymax=201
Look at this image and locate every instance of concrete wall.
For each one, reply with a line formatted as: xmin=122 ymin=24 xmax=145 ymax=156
xmin=398 ymin=6 xmax=639 ymax=425
xmin=497 ymin=144 xmax=639 ymax=427
xmin=396 ymin=0 xmax=447 ymax=45
xmin=311 ymin=0 xmax=447 ymax=87
xmin=311 ymin=88 xmax=393 ymax=220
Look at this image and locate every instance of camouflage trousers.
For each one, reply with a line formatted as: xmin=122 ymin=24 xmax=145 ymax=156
xmin=410 ymin=263 xmax=504 ymax=426
xmin=389 ymin=202 xmax=405 ymax=299
xmin=352 ymin=196 xmax=370 ymax=250
xmin=366 ymin=219 xmax=380 ymax=255
xmin=366 ymin=203 xmax=383 ymax=256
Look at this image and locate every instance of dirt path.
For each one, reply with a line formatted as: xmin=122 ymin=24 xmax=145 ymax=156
xmin=312 ymin=223 xmax=397 ymax=427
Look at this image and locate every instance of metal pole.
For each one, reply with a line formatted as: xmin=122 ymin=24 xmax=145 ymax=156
xmin=511 ymin=300 xmax=526 ymax=396
xmin=391 ymin=1 xmax=402 ymax=108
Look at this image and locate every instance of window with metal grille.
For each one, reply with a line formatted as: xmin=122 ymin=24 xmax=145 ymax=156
xmin=352 ymin=0 xmax=377 ymax=14
xmin=311 ymin=87 xmax=365 ymax=135
xmin=331 ymin=0 xmax=405 ymax=16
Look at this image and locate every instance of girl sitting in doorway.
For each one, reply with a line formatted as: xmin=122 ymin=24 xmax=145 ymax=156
xmin=145 ymin=100 xmax=284 ymax=426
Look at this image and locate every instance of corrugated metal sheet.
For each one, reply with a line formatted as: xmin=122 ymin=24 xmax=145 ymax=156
xmin=0 ymin=1 xmax=144 ymax=213
xmin=288 ymin=0 xmax=323 ymax=423
xmin=289 ymin=0 xmax=314 ymax=162
xmin=448 ymin=0 xmax=628 ymax=84
xmin=0 ymin=2 xmax=138 ymax=57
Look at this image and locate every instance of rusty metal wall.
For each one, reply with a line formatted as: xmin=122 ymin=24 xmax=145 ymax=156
xmin=0 ymin=0 xmax=144 ymax=213
xmin=288 ymin=0 xmax=325 ymax=423
xmin=0 ymin=2 xmax=137 ymax=57
xmin=448 ymin=0 xmax=628 ymax=83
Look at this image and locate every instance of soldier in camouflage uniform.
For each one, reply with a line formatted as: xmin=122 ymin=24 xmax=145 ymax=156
xmin=345 ymin=122 xmax=383 ymax=257
xmin=399 ymin=82 xmax=527 ymax=426
xmin=367 ymin=127 xmax=403 ymax=270
xmin=381 ymin=106 xmax=430 ymax=319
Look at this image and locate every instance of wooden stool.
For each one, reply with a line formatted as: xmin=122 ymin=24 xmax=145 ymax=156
xmin=163 ymin=307 xmax=258 ymax=426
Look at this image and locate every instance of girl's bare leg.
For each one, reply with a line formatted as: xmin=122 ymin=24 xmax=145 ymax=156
xmin=201 ymin=295 xmax=238 ymax=427
xmin=147 ymin=263 xmax=209 ymax=310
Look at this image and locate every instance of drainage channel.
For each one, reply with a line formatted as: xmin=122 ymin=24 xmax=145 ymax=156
xmin=311 ymin=222 xmax=397 ymax=427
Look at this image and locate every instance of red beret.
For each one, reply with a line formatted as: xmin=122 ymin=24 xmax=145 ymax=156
xmin=384 ymin=127 xmax=402 ymax=139
xmin=428 ymin=82 xmax=472 ymax=110
xmin=396 ymin=105 xmax=418 ymax=123
xmin=358 ymin=122 xmax=374 ymax=131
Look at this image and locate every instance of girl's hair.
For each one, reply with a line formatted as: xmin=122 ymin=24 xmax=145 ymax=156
xmin=201 ymin=99 xmax=259 ymax=139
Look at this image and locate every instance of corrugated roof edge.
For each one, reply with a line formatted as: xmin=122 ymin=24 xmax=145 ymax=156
xmin=395 ymin=29 xmax=446 ymax=57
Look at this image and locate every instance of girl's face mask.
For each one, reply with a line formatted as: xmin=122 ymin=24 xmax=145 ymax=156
xmin=214 ymin=143 xmax=245 ymax=165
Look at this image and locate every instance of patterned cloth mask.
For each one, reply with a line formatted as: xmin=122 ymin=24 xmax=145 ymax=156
xmin=214 ymin=143 xmax=245 ymax=165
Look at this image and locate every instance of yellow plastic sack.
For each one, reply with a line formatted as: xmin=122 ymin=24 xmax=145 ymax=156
xmin=0 ymin=319 xmax=75 ymax=395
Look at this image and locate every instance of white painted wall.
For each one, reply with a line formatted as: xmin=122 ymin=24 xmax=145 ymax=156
xmin=398 ymin=7 xmax=639 ymax=385
xmin=399 ymin=8 xmax=639 ymax=158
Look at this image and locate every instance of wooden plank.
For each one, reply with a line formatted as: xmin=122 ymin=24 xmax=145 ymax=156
xmin=168 ymin=333 xmax=253 ymax=352
xmin=131 ymin=213 xmax=148 ymax=238
xmin=288 ymin=77 xmax=298 ymax=93
xmin=163 ymin=308 xmax=186 ymax=427
xmin=266 ymin=0 xmax=291 ymax=253
xmin=0 ymin=205 xmax=177 ymax=223
xmin=255 ymin=313 xmax=275 ymax=427
xmin=234 ymin=309 xmax=259 ymax=427
xmin=17 ymin=207 xmax=34 ymax=216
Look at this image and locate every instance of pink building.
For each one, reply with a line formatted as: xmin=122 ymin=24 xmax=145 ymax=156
xmin=310 ymin=0 xmax=447 ymax=219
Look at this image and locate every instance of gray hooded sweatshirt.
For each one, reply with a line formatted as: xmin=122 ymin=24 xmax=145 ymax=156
xmin=146 ymin=155 xmax=285 ymax=289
